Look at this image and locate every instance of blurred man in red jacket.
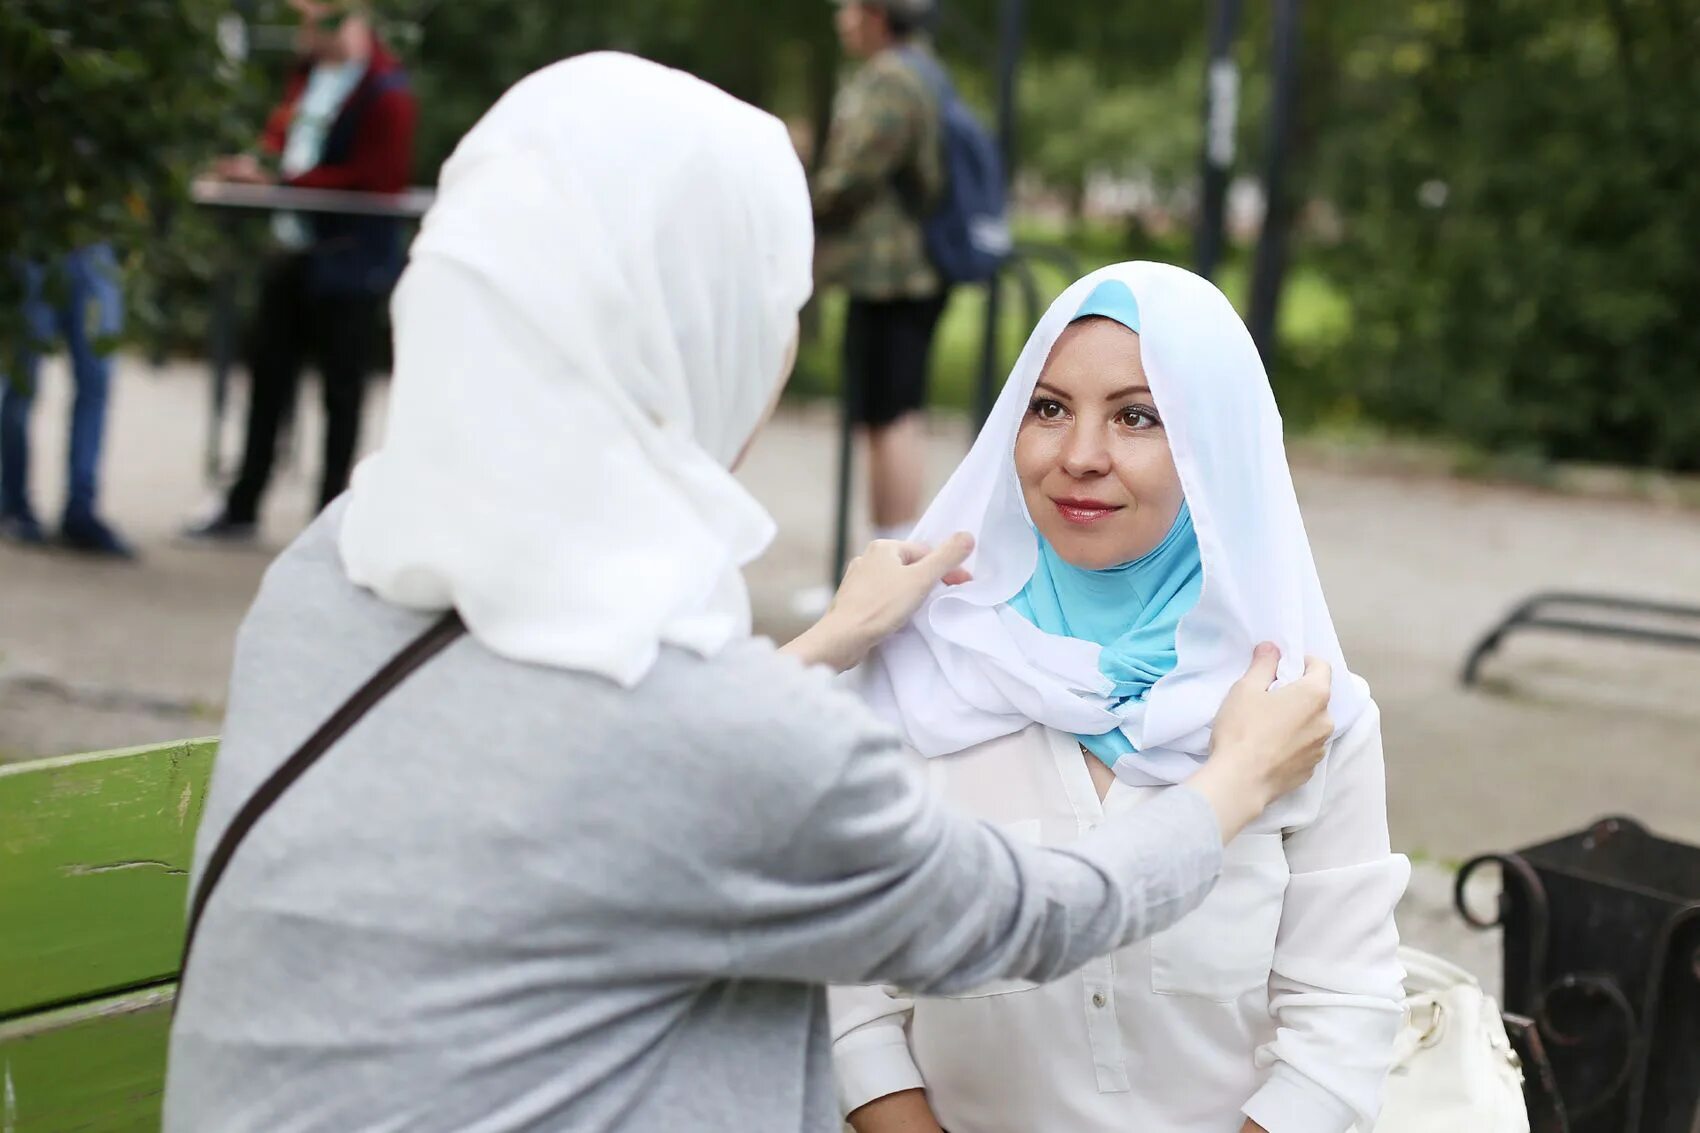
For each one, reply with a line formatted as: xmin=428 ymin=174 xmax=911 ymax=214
xmin=188 ymin=0 xmax=416 ymax=542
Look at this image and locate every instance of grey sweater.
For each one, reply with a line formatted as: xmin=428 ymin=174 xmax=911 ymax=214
xmin=164 ymin=505 xmax=1222 ymax=1133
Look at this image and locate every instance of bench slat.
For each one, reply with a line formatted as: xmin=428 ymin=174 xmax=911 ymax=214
xmin=0 ymin=741 xmax=216 ymax=1019
xmin=0 ymin=985 xmax=174 ymax=1131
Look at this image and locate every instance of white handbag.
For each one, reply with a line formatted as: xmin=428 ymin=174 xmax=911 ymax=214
xmin=1363 ymin=947 xmax=1530 ymax=1133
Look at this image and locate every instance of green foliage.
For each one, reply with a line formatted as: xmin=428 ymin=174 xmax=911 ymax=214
xmin=405 ymin=0 xmax=835 ymax=182
xmin=1310 ymin=0 xmax=1700 ymax=469
xmin=0 ymin=0 xmax=256 ymax=362
xmin=11 ymin=0 xmax=1698 ymax=469
xmin=1018 ymin=56 xmax=1202 ymax=216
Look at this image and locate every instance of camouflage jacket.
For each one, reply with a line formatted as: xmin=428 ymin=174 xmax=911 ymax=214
xmin=812 ymin=47 xmax=944 ymax=301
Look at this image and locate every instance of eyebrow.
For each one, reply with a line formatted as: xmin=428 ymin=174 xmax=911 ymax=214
xmin=1035 ymin=380 xmax=1152 ymax=401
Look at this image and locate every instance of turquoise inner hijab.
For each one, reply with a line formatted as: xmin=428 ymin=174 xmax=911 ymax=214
xmin=1008 ymin=280 xmax=1204 ymax=768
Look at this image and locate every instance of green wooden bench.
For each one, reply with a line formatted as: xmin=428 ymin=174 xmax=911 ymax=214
xmin=0 ymin=740 xmax=216 ymax=1132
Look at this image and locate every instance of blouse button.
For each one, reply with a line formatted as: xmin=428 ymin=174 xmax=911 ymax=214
xmin=1092 ymin=992 xmax=1107 ymax=1009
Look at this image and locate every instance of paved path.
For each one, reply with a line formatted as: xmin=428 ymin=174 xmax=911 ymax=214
xmin=9 ymin=356 xmax=1700 ymax=988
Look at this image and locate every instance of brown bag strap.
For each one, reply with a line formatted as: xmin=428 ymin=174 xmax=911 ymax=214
xmin=179 ymin=611 xmax=468 ymax=980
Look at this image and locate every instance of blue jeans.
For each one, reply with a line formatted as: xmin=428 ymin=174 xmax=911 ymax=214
xmin=1 ymin=244 xmax=124 ymax=522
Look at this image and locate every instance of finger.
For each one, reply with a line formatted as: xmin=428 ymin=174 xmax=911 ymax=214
xmin=892 ymin=540 xmax=933 ymax=566
xmin=940 ymin=568 xmax=973 ymax=586
xmin=918 ymin=532 xmax=974 ymax=581
xmin=1237 ymin=642 xmax=1281 ymax=690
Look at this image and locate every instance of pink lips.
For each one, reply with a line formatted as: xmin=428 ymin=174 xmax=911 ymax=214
xmin=1052 ymin=498 xmax=1123 ymax=525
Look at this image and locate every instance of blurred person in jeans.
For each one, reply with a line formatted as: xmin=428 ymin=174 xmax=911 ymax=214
xmin=814 ymin=0 xmax=945 ymax=547
xmin=186 ymin=0 xmax=416 ymax=543
xmin=1 ymin=243 xmax=133 ymax=557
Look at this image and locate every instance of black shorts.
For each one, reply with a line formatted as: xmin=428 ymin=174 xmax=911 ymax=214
xmin=842 ymin=292 xmax=949 ymax=428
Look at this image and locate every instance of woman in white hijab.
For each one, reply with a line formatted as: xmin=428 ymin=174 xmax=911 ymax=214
xmin=165 ymin=58 xmax=1337 ymax=1133
xmin=833 ymin=264 xmax=1410 ymax=1133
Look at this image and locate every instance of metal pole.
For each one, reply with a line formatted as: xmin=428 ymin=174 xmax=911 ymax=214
xmin=205 ymin=236 xmax=238 ymax=482
xmin=1248 ymin=0 xmax=1301 ymax=367
xmin=826 ymin=28 xmax=855 ymax=591
xmin=975 ymin=0 xmax=1024 ymax=432
xmin=203 ymin=4 xmax=249 ymax=482
xmin=831 ymin=337 xmax=856 ymax=589
xmin=1196 ymin=0 xmax=1241 ymax=281
xmin=975 ymin=275 xmax=1003 ymax=434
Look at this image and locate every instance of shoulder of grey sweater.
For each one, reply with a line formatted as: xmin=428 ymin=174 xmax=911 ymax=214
xmin=271 ymin=497 xmax=350 ymax=578
xmin=237 ymin=504 xmax=432 ymax=666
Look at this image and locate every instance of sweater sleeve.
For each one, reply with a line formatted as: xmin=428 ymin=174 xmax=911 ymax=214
xmin=724 ymin=732 xmax=1223 ymax=994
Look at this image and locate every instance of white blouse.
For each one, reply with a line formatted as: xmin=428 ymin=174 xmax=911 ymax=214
xmin=830 ymin=699 xmax=1410 ymax=1133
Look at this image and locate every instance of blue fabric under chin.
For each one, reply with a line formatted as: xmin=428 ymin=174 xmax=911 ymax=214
xmin=1008 ymin=278 xmax=1204 ymax=769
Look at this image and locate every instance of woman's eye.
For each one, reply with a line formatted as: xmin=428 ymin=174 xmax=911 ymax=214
xmin=1029 ymin=398 xmax=1065 ymax=421
xmin=1119 ymin=406 xmax=1160 ymax=430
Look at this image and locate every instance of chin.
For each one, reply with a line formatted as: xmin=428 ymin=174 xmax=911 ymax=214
xmin=1038 ymin=527 xmax=1138 ymax=571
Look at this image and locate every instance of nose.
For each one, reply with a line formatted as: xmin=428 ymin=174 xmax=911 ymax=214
xmin=1059 ymin=418 xmax=1112 ymax=479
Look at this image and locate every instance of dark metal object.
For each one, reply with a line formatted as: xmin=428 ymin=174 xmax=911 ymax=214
xmin=973 ymin=0 xmax=1024 ymax=434
xmin=1010 ymin=240 xmax=1082 ymax=285
xmin=1195 ymin=0 xmax=1241 ymax=281
xmin=1460 ymin=592 xmax=1700 ymax=686
xmin=831 ymin=371 xmax=857 ymax=591
xmin=1246 ymin=0 xmax=1300 ymax=367
xmin=1006 ymin=254 xmax=1043 ymax=334
xmin=1505 ymin=1013 xmax=1572 ymax=1133
xmin=205 ymin=221 xmax=241 ymax=479
xmin=1457 ymin=817 xmax=1700 ymax=1131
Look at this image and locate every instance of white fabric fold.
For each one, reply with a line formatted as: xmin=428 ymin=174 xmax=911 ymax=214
xmin=338 ymin=52 xmax=814 ymax=685
xmin=855 ymin=261 xmax=1368 ymax=783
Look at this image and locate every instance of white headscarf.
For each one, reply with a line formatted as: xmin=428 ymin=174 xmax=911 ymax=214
xmin=856 ymin=262 xmax=1369 ymax=784
xmin=338 ymin=53 xmax=814 ymax=686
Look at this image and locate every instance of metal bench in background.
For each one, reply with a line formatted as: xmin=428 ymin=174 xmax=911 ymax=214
xmin=1461 ymin=592 xmax=1700 ymax=687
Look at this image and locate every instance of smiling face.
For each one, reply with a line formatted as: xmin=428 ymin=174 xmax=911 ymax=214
xmin=1013 ymin=317 xmax=1184 ymax=570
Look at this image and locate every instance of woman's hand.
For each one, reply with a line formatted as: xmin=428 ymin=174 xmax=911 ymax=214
xmin=847 ymin=1088 xmax=946 ymax=1133
xmin=212 ymin=154 xmax=274 ymax=184
xmin=1240 ymin=1121 xmax=1269 ymax=1133
xmin=782 ymin=534 xmax=975 ymax=673
xmin=1186 ymin=643 xmax=1334 ymax=842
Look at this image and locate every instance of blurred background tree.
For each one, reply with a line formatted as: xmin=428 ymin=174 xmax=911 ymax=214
xmin=8 ymin=0 xmax=1697 ymax=467
xmin=1309 ymin=0 xmax=1700 ymax=469
xmin=0 ymin=0 xmax=257 ymax=364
